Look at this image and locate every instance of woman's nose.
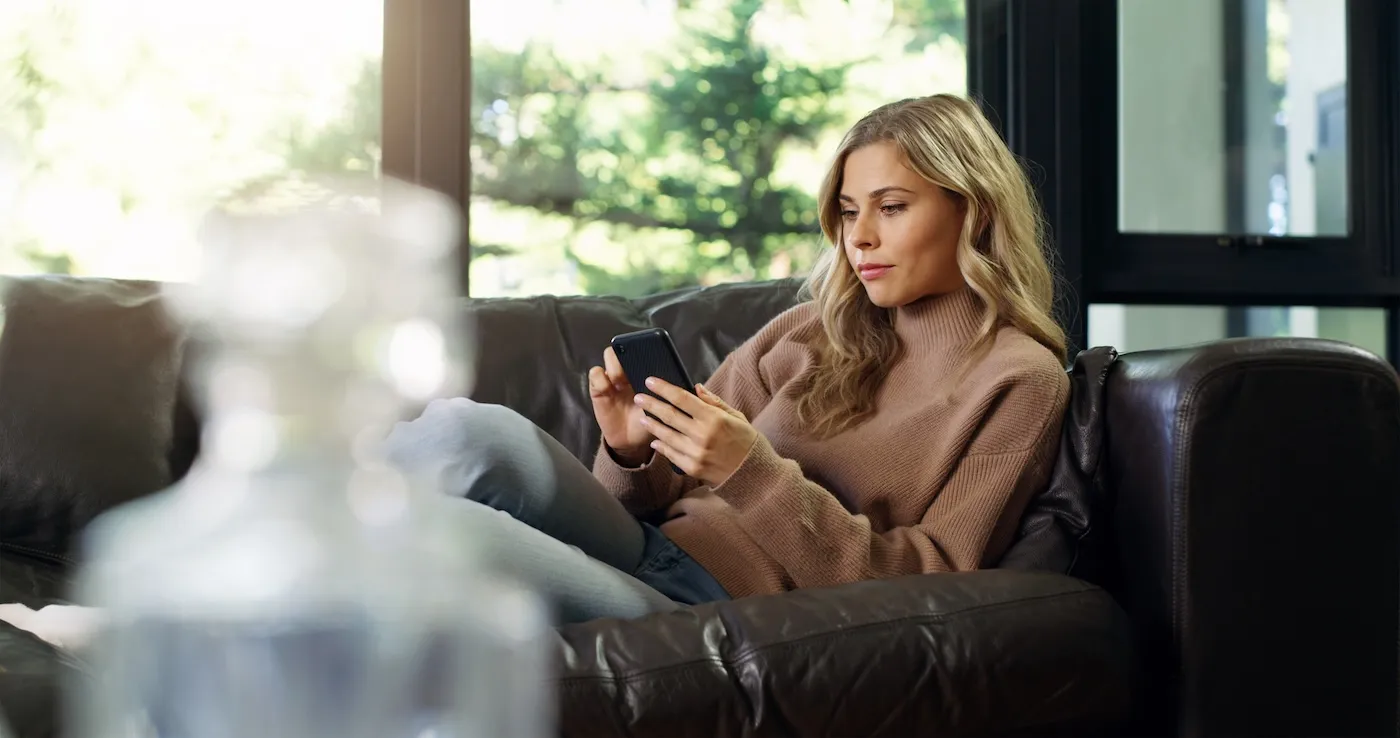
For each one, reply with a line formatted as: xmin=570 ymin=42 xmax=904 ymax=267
xmin=847 ymin=215 xmax=875 ymax=249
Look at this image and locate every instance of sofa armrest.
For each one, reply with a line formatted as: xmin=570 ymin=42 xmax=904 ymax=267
xmin=0 ymin=552 xmax=80 ymax=738
xmin=1106 ymin=338 xmax=1400 ymax=737
xmin=0 ymin=622 xmax=89 ymax=738
xmin=553 ymin=569 xmax=1135 ymax=737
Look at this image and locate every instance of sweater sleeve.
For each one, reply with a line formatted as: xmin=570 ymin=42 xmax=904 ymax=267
xmin=708 ymin=369 xmax=1068 ymax=589
xmin=590 ymin=442 xmax=699 ymax=517
xmin=591 ymin=303 xmax=813 ymax=516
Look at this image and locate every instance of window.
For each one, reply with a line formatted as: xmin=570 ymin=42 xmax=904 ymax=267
xmin=467 ymin=0 xmax=968 ymax=298
xmin=1086 ymin=0 xmax=1392 ymax=299
xmin=1090 ymin=0 xmax=1393 ymax=360
xmin=977 ymin=0 xmax=1398 ymax=363
xmin=0 ymin=0 xmax=384 ymax=281
xmin=1118 ymin=0 xmax=1346 ymax=237
xmin=1088 ymin=304 xmax=1388 ymax=358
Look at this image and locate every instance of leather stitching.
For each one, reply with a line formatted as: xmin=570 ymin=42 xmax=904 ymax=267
xmin=0 ymin=542 xmax=73 ymax=568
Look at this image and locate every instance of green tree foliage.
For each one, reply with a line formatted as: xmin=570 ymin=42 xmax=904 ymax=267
xmin=468 ymin=0 xmax=966 ymax=296
xmin=0 ymin=0 xmax=381 ymax=277
xmin=284 ymin=58 xmax=383 ymax=177
xmin=890 ymin=0 xmax=965 ymax=52
xmin=3 ymin=0 xmax=964 ymax=294
xmin=471 ymin=0 xmax=862 ymax=295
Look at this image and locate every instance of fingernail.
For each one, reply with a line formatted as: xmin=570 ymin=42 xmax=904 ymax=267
xmin=645 ymin=377 xmax=657 ymax=388
xmin=633 ymin=394 xmax=644 ymax=404
xmin=696 ymin=383 xmax=708 ymax=394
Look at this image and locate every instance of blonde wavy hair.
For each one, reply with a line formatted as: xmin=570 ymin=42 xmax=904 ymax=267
xmin=793 ymin=94 xmax=1066 ymax=439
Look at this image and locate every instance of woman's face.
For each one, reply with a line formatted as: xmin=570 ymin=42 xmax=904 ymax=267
xmin=838 ymin=141 xmax=965 ymax=308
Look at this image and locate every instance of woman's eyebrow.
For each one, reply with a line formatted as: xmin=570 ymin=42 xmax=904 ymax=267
xmin=838 ymin=186 xmax=915 ymax=202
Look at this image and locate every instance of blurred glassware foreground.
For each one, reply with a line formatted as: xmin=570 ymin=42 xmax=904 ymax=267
xmin=67 ymin=177 xmax=551 ymax=738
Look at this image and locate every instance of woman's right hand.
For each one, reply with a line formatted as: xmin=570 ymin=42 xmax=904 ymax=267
xmin=588 ymin=347 xmax=654 ymax=465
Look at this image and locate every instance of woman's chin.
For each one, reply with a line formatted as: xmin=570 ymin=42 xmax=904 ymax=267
xmin=860 ymin=284 xmax=901 ymax=309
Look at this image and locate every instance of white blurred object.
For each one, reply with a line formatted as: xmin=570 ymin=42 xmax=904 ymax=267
xmin=0 ymin=135 xmax=20 ymax=234
xmin=68 ymin=177 xmax=550 ymax=738
xmin=0 ymin=604 xmax=102 ymax=651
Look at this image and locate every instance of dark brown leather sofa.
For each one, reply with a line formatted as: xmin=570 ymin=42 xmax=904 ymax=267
xmin=0 ymin=275 xmax=1396 ymax=737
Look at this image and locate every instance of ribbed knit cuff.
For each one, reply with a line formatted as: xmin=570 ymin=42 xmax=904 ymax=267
xmin=710 ymin=433 xmax=798 ymax=512
xmin=592 ymin=442 xmax=681 ymax=516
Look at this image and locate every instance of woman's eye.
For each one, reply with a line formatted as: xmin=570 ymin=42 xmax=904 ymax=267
xmin=840 ymin=210 xmax=858 ymax=220
xmin=880 ymin=203 xmax=906 ymax=215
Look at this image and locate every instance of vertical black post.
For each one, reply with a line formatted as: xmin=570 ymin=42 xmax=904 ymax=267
xmin=1225 ymin=307 xmax=1250 ymax=339
xmin=967 ymin=0 xmax=1090 ymax=360
xmin=1221 ymin=0 xmax=1249 ymax=340
xmin=1222 ymin=0 xmax=1245 ymax=236
xmin=967 ymin=0 xmax=1010 ymax=139
xmin=1387 ymin=302 xmax=1399 ymax=367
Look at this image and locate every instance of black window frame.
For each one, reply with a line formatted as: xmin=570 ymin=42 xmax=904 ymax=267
xmin=971 ymin=0 xmax=1400 ymax=366
xmin=384 ymin=0 xmax=1400 ymax=367
xmin=969 ymin=0 xmax=1090 ymax=353
xmin=1092 ymin=0 xmax=1395 ymax=302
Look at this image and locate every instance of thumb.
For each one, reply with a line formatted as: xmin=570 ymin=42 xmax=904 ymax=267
xmin=587 ymin=367 xmax=615 ymax=398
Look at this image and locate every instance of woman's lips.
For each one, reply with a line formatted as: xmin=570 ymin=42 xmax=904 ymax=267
xmin=858 ymin=264 xmax=893 ymax=280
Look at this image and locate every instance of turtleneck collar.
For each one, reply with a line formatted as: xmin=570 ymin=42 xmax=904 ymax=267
xmin=892 ymin=285 xmax=985 ymax=357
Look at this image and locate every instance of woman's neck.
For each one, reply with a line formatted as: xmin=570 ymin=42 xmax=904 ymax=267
xmin=891 ymin=285 xmax=984 ymax=358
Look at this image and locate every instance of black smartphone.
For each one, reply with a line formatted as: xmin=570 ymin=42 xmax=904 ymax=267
xmin=610 ymin=327 xmax=696 ymax=417
xmin=610 ymin=328 xmax=695 ymax=475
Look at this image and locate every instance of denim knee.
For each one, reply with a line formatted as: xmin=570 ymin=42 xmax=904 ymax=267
xmin=383 ymin=397 xmax=533 ymax=502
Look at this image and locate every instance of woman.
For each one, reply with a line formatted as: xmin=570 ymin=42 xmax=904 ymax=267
xmin=384 ymin=93 xmax=1069 ymax=624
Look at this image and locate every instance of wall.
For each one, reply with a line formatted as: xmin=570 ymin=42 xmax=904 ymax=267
xmin=1285 ymin=0 xmax=1347 ymax=236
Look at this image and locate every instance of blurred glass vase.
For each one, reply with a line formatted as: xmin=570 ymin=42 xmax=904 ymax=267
xmin=69 ymin=177 xmax=551 ymax=738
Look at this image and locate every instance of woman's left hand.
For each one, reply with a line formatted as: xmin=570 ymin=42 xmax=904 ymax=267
xmin=634 ymin=378 xmax=758 ymax=486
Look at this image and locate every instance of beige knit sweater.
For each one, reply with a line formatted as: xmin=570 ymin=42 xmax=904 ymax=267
xmin=593 ymin=287 xmax=1069 ymax=599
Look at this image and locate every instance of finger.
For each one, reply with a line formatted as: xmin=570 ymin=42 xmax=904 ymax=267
xmin=587 ymin=367 xmax=613 ymax=397
xmin=639 ymin=413 xmax=699 ymax=457
xmin=698 ymin=384 xmax=744 ymax=419
xmin=643 ymin=376 xmax=709 ymax=416
xmin=696 ymin=383 xmax=728 ymax=408
xmin=650 ymin=438 xmax=696 ymax=476
xmin=602 ymin=347 xmax=630 ymax=390
xmin=634 ymin=394 xmax=697 ymax=433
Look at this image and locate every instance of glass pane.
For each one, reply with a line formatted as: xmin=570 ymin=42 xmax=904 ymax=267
xmin=468 ymin=0 xmax=968 ymax=298
xmin=1088 ymin=305 xmax=1387 ymax=359
xmin=1118 ymin=0 xmax=1346 ymax=236
xmin=0 ymin=0 xmax=384 ymax=281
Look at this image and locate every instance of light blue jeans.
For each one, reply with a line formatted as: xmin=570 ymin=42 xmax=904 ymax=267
xmin=382 ymin=398 xmax=730 ymax=624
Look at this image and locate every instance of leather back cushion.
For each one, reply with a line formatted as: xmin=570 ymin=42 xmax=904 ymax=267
xmin=998 ymin=347 xmax=1118 ymax=585
xmin=0 ymin=274 xmax=1099 ymax=580
xmin=0 ymin=277 xmax=197 ymax=560
xmin=465 ymin=279 xmax=804 ymax=462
